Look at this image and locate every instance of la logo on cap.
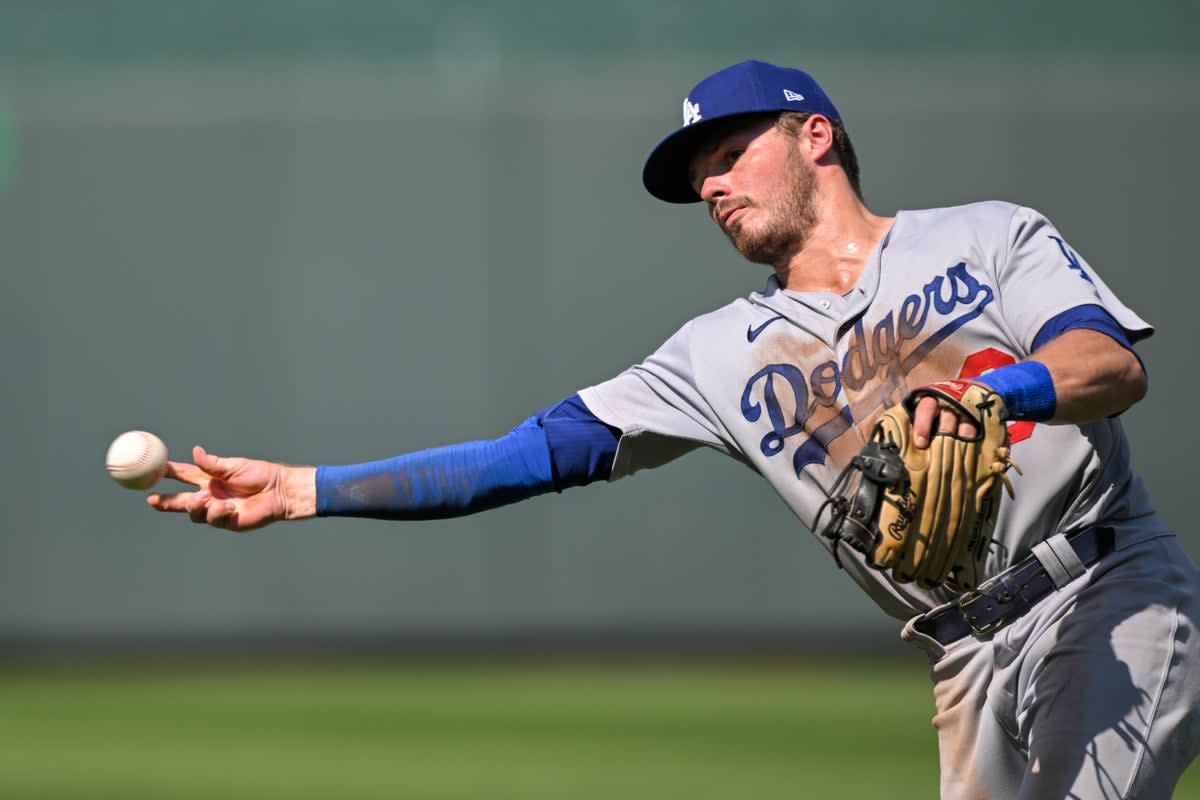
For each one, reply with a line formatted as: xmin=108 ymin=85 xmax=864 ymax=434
xmin=682 ymin=98 xmax=702 ymax=126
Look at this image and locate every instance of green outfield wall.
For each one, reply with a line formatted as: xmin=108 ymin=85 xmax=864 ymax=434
xmin=0 ymin=1 xmax=1196 ymax=649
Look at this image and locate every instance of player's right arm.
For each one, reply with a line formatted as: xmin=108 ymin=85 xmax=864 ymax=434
xmin=147 ymin=395 xmax=621 ymax=532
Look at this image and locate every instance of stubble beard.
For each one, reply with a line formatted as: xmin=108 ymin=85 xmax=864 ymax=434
xmin=719 ymin=153 xmax=818 ymax=269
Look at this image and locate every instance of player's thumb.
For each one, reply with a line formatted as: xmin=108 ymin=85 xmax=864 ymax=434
xmin=193 ymin=445 xmax=241 ymax=479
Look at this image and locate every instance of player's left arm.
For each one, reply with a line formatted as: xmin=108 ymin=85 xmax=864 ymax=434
xmin=912 ymin=306 xmax=1146 ymax=445
xmin=1024 ymin=327 xmax=1146 ymax=424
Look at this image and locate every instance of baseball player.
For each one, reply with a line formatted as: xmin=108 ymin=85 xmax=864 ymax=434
xmin=150 ymin=60 xmax=1200 ymax=798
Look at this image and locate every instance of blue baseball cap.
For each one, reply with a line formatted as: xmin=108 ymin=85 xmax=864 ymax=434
xmin=642 ymin=60 xmax=842 ymax=204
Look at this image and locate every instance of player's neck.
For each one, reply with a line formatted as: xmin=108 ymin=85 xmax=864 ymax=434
xmin=776 ymin=196 xmax=892 ymax=294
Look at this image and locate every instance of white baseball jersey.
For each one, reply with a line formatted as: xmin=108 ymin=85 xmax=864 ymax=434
xmin=580 ymin=201 xmax=1165 ymax=620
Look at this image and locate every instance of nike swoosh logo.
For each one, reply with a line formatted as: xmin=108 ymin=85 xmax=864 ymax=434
xmin=747 ymin=315 xmax=786 ymax=342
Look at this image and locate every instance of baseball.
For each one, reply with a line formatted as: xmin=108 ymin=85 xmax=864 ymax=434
xmin=105 ymin=430 xmax=169 ymax=490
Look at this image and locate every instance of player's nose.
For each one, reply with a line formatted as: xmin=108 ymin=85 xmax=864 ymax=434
xmin=698 ymin=173 xmax=730 ymax=204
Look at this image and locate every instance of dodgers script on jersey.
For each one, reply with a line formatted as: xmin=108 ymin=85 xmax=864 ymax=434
xmin=579 ymin=201 xmax=1167 ymax=620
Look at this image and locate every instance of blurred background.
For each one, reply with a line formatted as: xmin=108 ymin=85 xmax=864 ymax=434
xmin=0 ymin=1 xmax=1197 ymax=797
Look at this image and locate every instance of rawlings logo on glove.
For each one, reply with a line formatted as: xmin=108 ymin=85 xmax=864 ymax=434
xmin=817 ymin=382 xmax=1019 ymax=591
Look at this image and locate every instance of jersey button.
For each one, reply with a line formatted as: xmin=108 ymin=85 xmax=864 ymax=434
xmin=820 ymin=300 xmax=831 ymax=309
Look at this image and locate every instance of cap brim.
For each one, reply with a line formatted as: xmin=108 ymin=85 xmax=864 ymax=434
xmin=642 ymin=112 xmax=782 ymax=204
xmin=641 ymin=117 xmax=725 ymax=204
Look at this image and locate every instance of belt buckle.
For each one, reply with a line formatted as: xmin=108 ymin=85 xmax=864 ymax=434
xmin=955 ymin=589 xmax=1007 ymax=637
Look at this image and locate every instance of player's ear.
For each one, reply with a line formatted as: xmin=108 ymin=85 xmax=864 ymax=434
xmin=803 ymin=114 xmax=836 ymax=163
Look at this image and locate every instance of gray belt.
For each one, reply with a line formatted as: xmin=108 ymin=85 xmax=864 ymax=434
xmin=913 ymin=526 xmax=1116 ymax=645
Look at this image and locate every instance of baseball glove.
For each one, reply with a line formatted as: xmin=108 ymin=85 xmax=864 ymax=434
xmin=817 ymin=381 xmax=1019 ymax=591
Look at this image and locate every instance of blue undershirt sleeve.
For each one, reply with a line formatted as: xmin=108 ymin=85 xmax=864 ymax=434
xmin=316 ymin=416 xmax=555 ymax=520
xmin=537 ymin=394 xmax=621 ymax=489
xmin=316 ymin=394 xmax=620 ymax=520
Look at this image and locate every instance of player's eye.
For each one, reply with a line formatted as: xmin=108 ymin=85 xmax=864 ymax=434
xmin=725 ymin=147 xmax=745 ymax=166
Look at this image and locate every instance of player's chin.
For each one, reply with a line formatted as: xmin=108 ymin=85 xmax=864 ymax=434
xmin=728 ymin=230 xmax=778 ymax=265
xmin=722 ymin=221 xmax=756 ymax=251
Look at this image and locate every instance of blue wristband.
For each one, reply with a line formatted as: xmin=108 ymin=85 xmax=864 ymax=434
xmin=976 ymin=361 xmax=1056 ymax=422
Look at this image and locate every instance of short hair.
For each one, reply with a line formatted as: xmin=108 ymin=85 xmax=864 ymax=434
xmin=775 ymin=111 xmax=862 ymax=199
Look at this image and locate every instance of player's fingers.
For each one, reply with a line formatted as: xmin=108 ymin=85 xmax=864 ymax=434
xmin=957 ymin=417 xmax=979 ymax=439
xmin=185 ymin=490 xmax=212 ymax=524
xmin=937 ymin=406 xmax=959 ymax=436
xmin=912 ymin=396 xmax=939 ymax=448
xmin=147 ymin=490 xmax=204 ymax=513
xmin=163 ymin=460 xmax=207 ymax=486
xmin=205 ymin=500 xmax=241 ymax=530
xmin=193 ymin=446 xmax=242 ymax=481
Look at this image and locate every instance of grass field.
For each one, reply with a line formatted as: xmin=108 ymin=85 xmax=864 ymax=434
xmin=0 ymin=659 xmax=1197 ymax=799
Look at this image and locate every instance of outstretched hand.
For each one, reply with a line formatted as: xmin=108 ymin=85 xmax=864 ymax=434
xmin=147 ymin=446 xmax=316 ymax=532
